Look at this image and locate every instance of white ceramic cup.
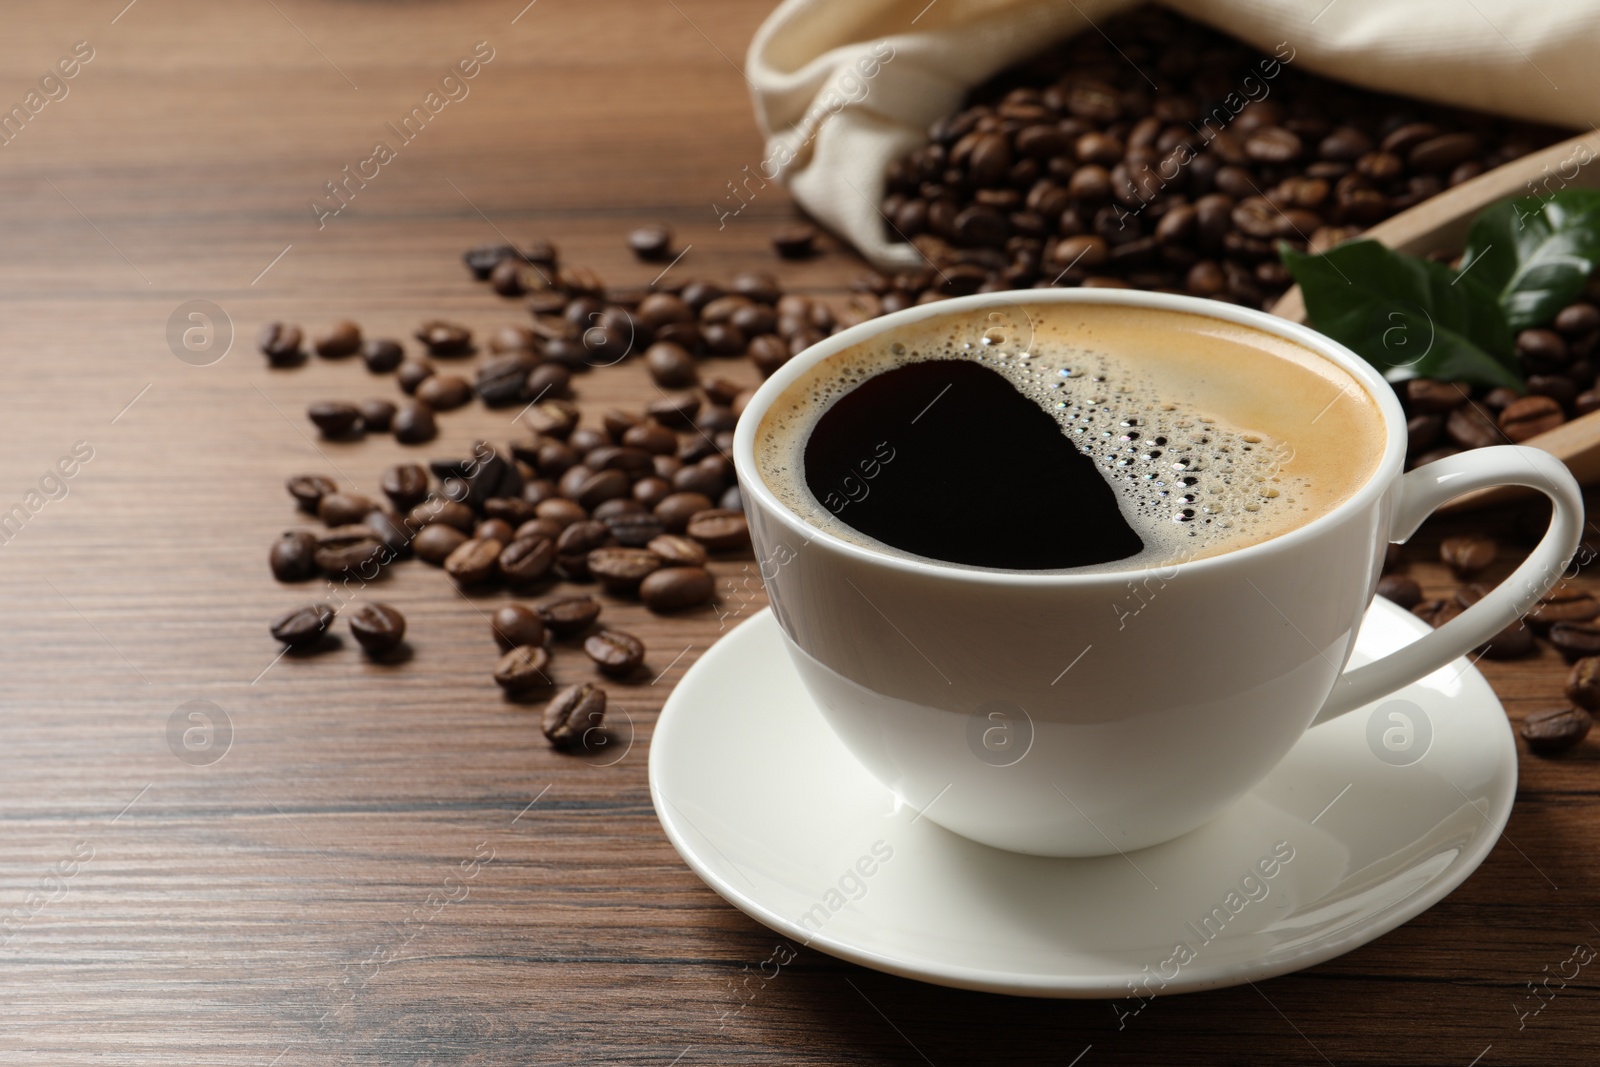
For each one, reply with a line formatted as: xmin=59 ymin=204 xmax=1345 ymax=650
xmin=731 ymin=288 xmax=1584 ymax=858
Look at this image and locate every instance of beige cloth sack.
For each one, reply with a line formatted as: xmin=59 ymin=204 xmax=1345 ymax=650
xmin=745 ymin=0 xmax=1596 ymax=269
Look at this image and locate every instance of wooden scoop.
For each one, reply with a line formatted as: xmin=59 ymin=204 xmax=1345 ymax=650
xmin=1270 ymin=130 xmax=1600 ymax=509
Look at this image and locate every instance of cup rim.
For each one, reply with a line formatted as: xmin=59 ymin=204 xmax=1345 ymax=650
xmin=730 ymin=287 xmax=1407 ymax=586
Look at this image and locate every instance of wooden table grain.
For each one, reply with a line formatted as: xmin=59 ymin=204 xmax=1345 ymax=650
xmin=0 ymin=2 xmax=1596 ymax=1063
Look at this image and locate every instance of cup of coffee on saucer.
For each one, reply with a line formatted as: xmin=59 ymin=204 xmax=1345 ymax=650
xmin=650 ymin=287 xmax=1580 ymax=996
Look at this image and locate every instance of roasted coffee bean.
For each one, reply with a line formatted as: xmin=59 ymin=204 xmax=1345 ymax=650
xmin=587 ymin=547 xmax=663 ymax=592
xmin=1549 ymin=621 xmax=1600 ymax=662
xmin=628 ymin=224 xmax=674 ymax=261
xmin=574 ymin=469 xmax=631 ymax=511
xmin=287 ymin=473 xmax=337 ymax=513
xmin=555 ymin=520 xmax=613 ymax=578
xmin=318 ymin=491 xmax=377 ymax=528
xmin=348 ymin=602 xmax=406 ymax=655
xmin=772 ymin=224 xmax=819 ymax=259
xmin=365 ymin=509 xmax=413 ymax=557
xmin=358 ymin=399 xmax=397 ymax=433
xmin=413 ymin=524 xmax=468 ymax=565
xmin=1412 ymin=599 xmax=1463 ymax=628
xmin=748 ymin=333 xmax=791 ymax=377
xmin=536 ymin=498 xmax=588 ymax=528
xmin=314 ymin=527 xmax=386 ymax=576
xmin=396 ymin=357 xmax=436 ymax=394
xmin=485 ymin=497 xmax=539 ymax=526
xmin=584 ymin=629 xmax=646 ymax=676
xmin=1477 ymin=619 xmax=1537 ymax=660
xmin=1404 ymin=378 xmax=1466 ymax=414
xmin=490 ymin=325 xmax=539 ymax=353
xmin=444 ymin=537 xmax=503 ymax=585
xmin=543 ymin=683 xmax=606 ymax=749
xmin=270 ymin=530 xmax=319 ymax=582
xmin=381 ymin=464 xmax=431 ymax=510
xmin=1499 ymin=395 xmax=1564 ymax=442
xmin=500 ymin=535 xmax=556 ymax=584
xmin=490 ymin=258 xmax=530 ymax=297
xmin=1440 ymin=535 xmax=1496 ymax=576
xmin=414 ymin=320 xmax=472 ymax=356
xmin=654 ymin=491 xmax=714 ymax=533
xmin=1565 ymin=657 xmax=1600 ymax=711
xmin=361 ymin=338 xmax=404 ymax=373
xmin=493 ymin=604 xmax=547 ymax=650
xmin=1526 ymin=589 xmax=1600 ymax=632
xmin=525 ymin=363 xmax=573 ymax=400
xmin=592 ymin=497 xmax=644 ymax=521
xmin=537 ymin=594 xmax=602 ymax=636
xmin=1520 ymin=706 xmax=1593 ymax=754
xmin=1516 ymin=328 xmax=1567 ymax=371
xmin=645 ymin=533 xmax=708 ymax=568
xmin=463 ymin=242 xmax=515 ymax=279
xmin=410 ymin=499 xmax=476 ymax=533
xmin=645 ymin=342 xmax=698 ymax=388
xmin=476 ymin=518 xmax=516 ymax=544
xmin=271 ymin=603 xmax=336 ymax=647
xmin=588 ymin=446 xmax=654 ymax=478
xmin=622 ymin=423 xmax=678 ymax=455
xmin=1554 ymin=302 xmax=1600 ymax=338
xmin=516 ymin=517 xmax=566 ymax=542
xmin=632 ymin=476 xmax=673 ymax=509
xmin=1445 ymin=403 xmax=1501 ymax=450
xmin=308 ymin=401 xmax=362 ymax=439
xmin=477 ymin=355 xmax=537 ymax=407
xmin=686 ymin=508 xmax=750 ymax=550
xmin=523 ymin=400 xmax=580 ymax=440
xmin=392 ymin=401 xmax=438 ymax=444
xmin=314 ymin=320 xmax=362 ymax=358
xmin=647 ymin=392 xmax=702 ymax=429
xmin=1406 ymin=414 xmax=1443 ymax=454
xmin=640 ymin=566 xmax=714 ymax=611
xmin=494 ymin=644 xmax=552 ymax=694
xmin=605 ymin=510 xmax=665 ymax=547
xmin=259 ymin=322 xmax=304 ymax=365
xmin=415 ymin=374 xmax=473 ymax=411
xmin=1375 ymin=574 xmax=1422 ymax=609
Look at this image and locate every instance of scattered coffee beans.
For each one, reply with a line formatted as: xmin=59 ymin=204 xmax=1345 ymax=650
xmin=271 ymin=603 xmax=336 ymax=647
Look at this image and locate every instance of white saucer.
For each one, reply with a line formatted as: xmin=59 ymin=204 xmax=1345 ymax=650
xmin=649 ymin=600 xmax=1516 ymax=998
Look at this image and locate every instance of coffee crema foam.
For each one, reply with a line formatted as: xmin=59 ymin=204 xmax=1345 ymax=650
xmin=754 ymin=303 xmax=1387 ymax=574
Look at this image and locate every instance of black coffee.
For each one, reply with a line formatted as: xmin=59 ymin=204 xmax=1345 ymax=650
xmin=802 ymin=359 xmax=1143 ymax=569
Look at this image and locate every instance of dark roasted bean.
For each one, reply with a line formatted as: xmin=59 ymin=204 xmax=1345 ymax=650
xmin=686 ymin=508 xmax=750 ymax=550
xmin=392 ymin=401 xmax=438 ymax=444
xmin=640 ymin=566 xmax=714 ymax=611
xmin=270 ymin=530 xmax=319 ymax=582
xmin=1499 ymin=395 xmax=1564 ymax=442
xmin=381 ymin=464 xmax=431 ymax=510
xmin=584 ymin=629 xmax=646 ymax=676
xmin=475 ymin=519 xmax=515 ymax=544
xmin=645 ymin=342 xmax=698 ymax=388
xmin=287 ymin=473 xmax=337 ymax=514
xmin=259 ymin=322 xmax=304 ymax=365
xmin=493 ymin=604 xmax=546 ymax=649
xmin=543 ymin=683 xmax=606 ymax=749
xmin=314 ymin=320 xmax=362 ymax=358
xmin=605 ymin=510 xmax=665 ymax=547
xmin=1375 ymin=574 xmax=1422 ymax=609
xmin=654 ymin=491 xmax=714 ymax=533
xmin=317 ymin=491 xmax=376 ymax=528
xmin=444 ymin=537 xmax=503 ymax=585
xmin=314 ymin=526 xmax=386 ymax=576
xmin=537 ymin=594 xmax=603 ymax=636
xmin=1550 ymin=621 xmax=1600 ymax=663
xmin=477 ymin=355 xmax=537 ymax=407
xmin=308 ymin=401 xmax=362 ymax=439
xmin=1565 ymin=657 xmax=1600 ymax=711
xmin=361 ymin=338 xmax=404 ymax=373
xmin=415 ymin=374 xmax=473 ymax=411
xmin=414 ymin=320 xmax=472 ymax=356
xmin=1527 ymin=589 xmax=1600 ymax=632
xmin=587 ymin=547 xmax=662 ymax=592
xmin=271 ymin=603 xmax=336 ymax=647
xmin=1520 ymin=706 xmax=1592 ymax=755
xmin=494 ymin=644 xmax=552 ymax=694
xmin=413 ymin=524 xmax=468 ymax=565
xmin=500 ymin=535 xmax=556 ymax=584
xmin=358 ymin=399 xmax=396 ymax=433
xmin=1440 ymin=536 xmax=1497 ymax=576
xmin=348 ymin=602 xmax=405 ymax=655
xmin=1477 ymin=619 xmax=1536 ymax=660
xmin=396 ymin=357 xmax=436 ymax=394
xmin=628 ymin=224 xmax=674 ymax=261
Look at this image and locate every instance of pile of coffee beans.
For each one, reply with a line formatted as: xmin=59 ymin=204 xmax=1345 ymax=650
xmin=1402 ymin=284 xmax=1600 ymax=468
xmin=1379 ymin=532 xmax=1597 ymax=756
xmin=872 ymin=4 xmax=1562 ymax=310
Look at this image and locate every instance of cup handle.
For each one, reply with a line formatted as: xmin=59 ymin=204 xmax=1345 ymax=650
xmin=1311 ymin=445 xmax=1583 ymax=726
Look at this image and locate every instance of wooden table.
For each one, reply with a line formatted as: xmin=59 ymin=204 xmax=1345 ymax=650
xmin=0 ymin=1 xmax=1595 ymax=1062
